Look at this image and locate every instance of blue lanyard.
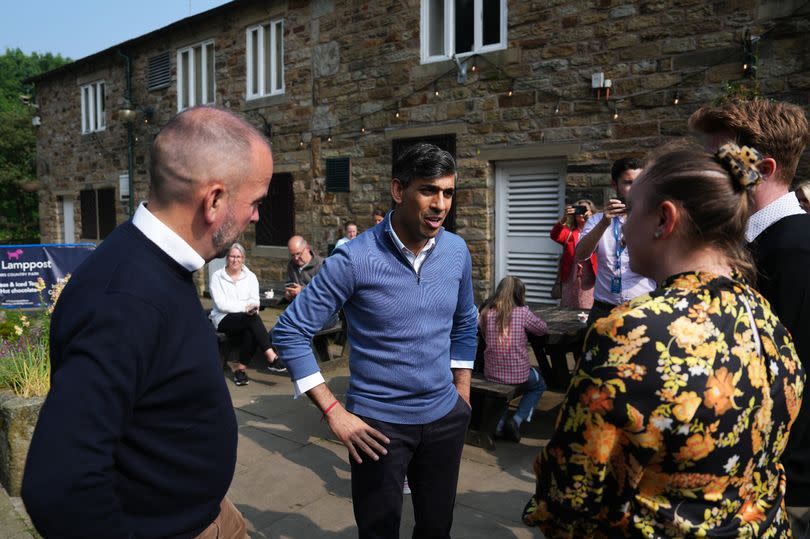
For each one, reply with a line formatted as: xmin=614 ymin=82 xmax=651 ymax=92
xmin=612 ymin=218 xmax=625 ymax=272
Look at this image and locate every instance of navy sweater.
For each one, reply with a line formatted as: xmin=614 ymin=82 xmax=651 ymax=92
xmin=22 ymin=222 xmax=238 ymax=538
xmin=751 ymin=213 xmax=810 ymax=505
xmin=272 ymin=216 xmax=479 ymax=424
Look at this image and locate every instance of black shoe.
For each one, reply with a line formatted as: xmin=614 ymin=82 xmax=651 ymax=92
xmin=504 ymin=417 xmax=521 ymax=443
xmin=233 ymin=370 xmax=249 ymax=386
xmin=266 ymin=359 xmax=288 ymax=374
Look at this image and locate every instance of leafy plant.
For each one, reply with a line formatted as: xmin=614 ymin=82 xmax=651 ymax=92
xmin=0 ymin=275 xmax=70 ymax=397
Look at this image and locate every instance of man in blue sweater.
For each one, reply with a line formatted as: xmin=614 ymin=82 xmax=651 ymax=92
xmin=21 ymin=106 xmax=274 ymax=538
xmin=273 ymin=143 xmax=478 ymax=538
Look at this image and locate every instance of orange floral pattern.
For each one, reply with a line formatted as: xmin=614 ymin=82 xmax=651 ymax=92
xmin=523 ymin=272 xmax=804 ymax=538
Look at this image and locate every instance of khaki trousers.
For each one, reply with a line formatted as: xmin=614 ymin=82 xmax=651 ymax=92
xmin=194 ymin=497 xmax=247 ymax=539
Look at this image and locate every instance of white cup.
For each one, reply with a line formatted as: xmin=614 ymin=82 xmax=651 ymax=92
xmin=577 ymin=312 xmax=588 ymax=323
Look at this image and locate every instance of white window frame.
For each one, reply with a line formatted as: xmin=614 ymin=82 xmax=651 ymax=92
xmin=420 ymin=0 xmax=508 ymax=64
xmin=176 ymin=40 xmax=216 ymax=111
xmin=80 ymin=81 xmax=106 ymax=134
xmin=246 ymin=19 xmax=285 ymax=100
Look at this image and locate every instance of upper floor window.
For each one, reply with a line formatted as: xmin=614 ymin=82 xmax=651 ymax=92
xmin=177 ymin=40 xmax=215 ymax=111
xmin=421 ymin=0 xmax=507 ymax=63
xmin=81 ymin=81 xmax=106 ymax=133
xmin=246 ymin=19 xmax=284 ymax=100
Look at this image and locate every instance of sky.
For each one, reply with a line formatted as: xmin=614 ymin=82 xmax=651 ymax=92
xmin=1 ymin=0 xmax=232 ymax=61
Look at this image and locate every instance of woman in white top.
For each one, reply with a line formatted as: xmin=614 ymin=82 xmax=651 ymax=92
xmin=209 ymin=243 xmax=284 ymax=386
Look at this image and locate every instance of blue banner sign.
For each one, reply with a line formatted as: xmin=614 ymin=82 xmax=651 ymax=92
xmin=0 ymin=244 xmax=95 ymax=309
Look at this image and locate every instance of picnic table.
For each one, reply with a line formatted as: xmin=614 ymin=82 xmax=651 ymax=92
xmin=529 ymin=305 xmax=590 ymax=390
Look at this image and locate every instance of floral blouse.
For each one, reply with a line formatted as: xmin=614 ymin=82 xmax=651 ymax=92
xmin=523 ymin=272 xmax=804 ymax=538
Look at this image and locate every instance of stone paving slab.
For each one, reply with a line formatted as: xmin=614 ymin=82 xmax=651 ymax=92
xmin=0 ymin=486 xmax=36 ymax=539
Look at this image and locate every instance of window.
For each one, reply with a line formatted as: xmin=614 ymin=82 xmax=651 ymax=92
xmin=325 ymin=158 xmax=351 ymax=193
xmin=246 ymin=19 xmax=284 ymax=99
xmin=80 ymin=81 xmax=106 ymax=133
xmin=177 ymin=40 xmax=215 ymax=111
xmin=80 ymin=188 xmax=116 ymax=240
xmin=256 ymin=173 xmax=294 ymax=246
xmin=421 ymin=0 xmax=507 ymax=63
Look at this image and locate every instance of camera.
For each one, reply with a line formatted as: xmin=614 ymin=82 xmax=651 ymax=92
xmin=574 ymin=205 xmax=587 ymax=215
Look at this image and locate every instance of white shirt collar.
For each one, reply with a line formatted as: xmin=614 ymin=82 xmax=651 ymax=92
xmin=385 ymin=214 xmax=437 ymax=259
xmin=132 ymin=202 xmax=206 ymax=272
xmin=745 ymin=191 xmax=804 ymax=242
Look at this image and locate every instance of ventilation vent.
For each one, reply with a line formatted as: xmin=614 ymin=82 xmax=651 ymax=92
xmin=148 ymin=52 xmax=171 ymax=91
xmin=325 ymin=157 xmax=351 ymax=193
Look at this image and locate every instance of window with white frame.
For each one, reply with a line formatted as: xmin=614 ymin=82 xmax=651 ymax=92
xmin=421 ymin=0 xmax=507 ymax=63
xmin=80 ymin=81 xmax=106 ymax=133
xmin=177 ymin=40 xmax=215 ymax=111
xmin=246 ymin=19 xmax=284 ymax=99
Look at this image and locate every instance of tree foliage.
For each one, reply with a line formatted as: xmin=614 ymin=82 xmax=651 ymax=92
xmin=0 ymin=48 xmax=70 ymax=244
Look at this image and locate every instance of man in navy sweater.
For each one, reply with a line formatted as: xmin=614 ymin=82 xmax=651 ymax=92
xmin=21 ymin=106 xmax=274 ymax=538
xmin=690 ymin=100 xmax=810 ymax=536
xmin=273 ymin=143 xmax=478 ymax=538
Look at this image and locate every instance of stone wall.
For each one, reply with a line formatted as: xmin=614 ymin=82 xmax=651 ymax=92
xmin=33 ymin=0 xmax=810 ymax=300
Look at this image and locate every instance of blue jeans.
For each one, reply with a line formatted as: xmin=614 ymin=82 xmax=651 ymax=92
xmin=513 ymin=367 xmax=546 ymax=422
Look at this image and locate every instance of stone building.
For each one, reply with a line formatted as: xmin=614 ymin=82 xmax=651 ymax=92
xmin=28 ymin=0 xmax=810 ymax=303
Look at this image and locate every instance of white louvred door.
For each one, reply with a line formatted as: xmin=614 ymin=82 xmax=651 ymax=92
xmin=495 ymin=160 xmax=566 ymax=305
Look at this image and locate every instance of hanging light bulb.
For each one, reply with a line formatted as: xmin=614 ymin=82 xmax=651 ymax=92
xmin=470 ymin=58 xmax=477 ymax=72
xmin=673 ymin=91 xmax=680 ymax=105
xmin=433 ymin=82 xmax=440 ymax=97
xmin=395 ymin=110 xmax=400 ymax=119
xmin=326 ymin=130 xmax=332 ymax=143
xmin=613 ymin=104 xmax=619 ymax=120
xmin=507 ymin=85 xmax=514 ymax=97
xmin=299 ymin=140 xmax=304 ymax=148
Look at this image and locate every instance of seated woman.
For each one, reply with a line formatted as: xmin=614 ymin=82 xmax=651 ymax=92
xmin=210 ymin=243 xmax=285 ymax=387
xmin=479 ymin=276 xmax=548 ymax=443
xmin=550 ymin=200 xmax=598 ymax=308
xmin=522 ymin=143 xmax=804 ymax=537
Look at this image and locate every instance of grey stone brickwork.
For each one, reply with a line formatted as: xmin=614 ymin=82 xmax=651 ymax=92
xmin=31 ymin=0 xmax=810 ymax=300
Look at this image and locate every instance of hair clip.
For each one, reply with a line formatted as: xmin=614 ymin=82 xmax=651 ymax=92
xmin=715 ymin=143 xmax=764 ymax=191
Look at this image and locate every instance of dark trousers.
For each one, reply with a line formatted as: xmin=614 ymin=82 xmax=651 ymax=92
xmin=351 ymin=395 xmax=471 ymax=539
xmin=216 ymin=313 xmax=272 ymax=365
xmin=586 ymin=299 xmax=616 ymax=327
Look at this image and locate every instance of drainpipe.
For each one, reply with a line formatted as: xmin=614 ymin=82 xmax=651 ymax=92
xmin=118 ymin=49 xmax=135 ymax=216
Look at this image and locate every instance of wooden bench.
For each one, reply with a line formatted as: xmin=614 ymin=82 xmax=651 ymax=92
xmin=466 ymin=372 xmax=524 ymax=450
xmin=311 ymin=322 xmax=346 ymax=363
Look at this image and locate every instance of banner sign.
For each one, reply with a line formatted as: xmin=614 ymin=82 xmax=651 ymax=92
xmin=0 ymin=244 xmax=95 ymax=309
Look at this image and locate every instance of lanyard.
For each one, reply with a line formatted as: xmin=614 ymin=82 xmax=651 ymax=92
xmin=612 ymin=218 xmax=625 ymax=271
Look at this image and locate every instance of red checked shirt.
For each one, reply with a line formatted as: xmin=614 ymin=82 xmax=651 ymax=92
xmin=481 ymin=306 xmax=548 ymax=385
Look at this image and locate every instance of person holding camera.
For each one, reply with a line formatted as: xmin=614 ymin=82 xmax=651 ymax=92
xmin=210 ymin=243 xmax=286 ymax=385
xmin=574 ymin=157 xmax=656 ymax=325
xmin=550 ymin=200 xmax=597 ymax=309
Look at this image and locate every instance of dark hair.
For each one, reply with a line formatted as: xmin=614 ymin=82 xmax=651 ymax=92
xmin=393 ymin=143 xmax=456 ymax=188
xmin=689 ymin=100 xmax=809 ymax=187
xmin=345 ymin=220 xmax=357 ymax=228
xmin=636 ymin=141 xmax=755 ymax=281
xmin=611 ymin=157 xmax=642 ymax=183
xmin=372 ymin=209 xmax=385 ymax=218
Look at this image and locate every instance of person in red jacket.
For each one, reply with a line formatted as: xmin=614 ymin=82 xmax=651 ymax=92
xmin=550 ymin=200 xmax=597 ymax=308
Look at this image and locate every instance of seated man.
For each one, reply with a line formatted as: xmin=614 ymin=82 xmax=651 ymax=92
xmin=285 ymin=235 xmax=338 ymax=329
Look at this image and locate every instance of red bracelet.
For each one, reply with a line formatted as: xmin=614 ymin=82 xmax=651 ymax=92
xmin=321 ymin=401 xmax=339 ymax=422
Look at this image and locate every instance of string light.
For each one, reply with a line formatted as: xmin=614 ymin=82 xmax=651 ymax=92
xmin=433 ymin=82 xmax=440 ymax=97
xmin=506 ymin=84 xmax=514 ymax=97
xmin=326 ymin=130 xmax=332 ymax=143
xmin=299 ymin=140 xmax=304 ymax=148
xmin=613 ymin=104 xmax=619 ymax=120
xmin=554 ymin=100 xmax=560 ymax=114
xmin=673 ymin=91 xmax=680 ymax=105
xmin=470 ymin=58 xmax=477 ymax=72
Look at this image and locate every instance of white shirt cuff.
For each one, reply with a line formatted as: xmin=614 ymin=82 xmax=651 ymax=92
xmin=292 ymin=372 xmax=326 ymax=399
xmin=450 ymin=360 xmax=475 ymax=370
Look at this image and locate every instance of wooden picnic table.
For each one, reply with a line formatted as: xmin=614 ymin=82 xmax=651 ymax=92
xmin=529 ymin=305 xmax=590 ymax=391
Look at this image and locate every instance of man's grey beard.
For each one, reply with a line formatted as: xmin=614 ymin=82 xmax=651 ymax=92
xmin=212 ymin=206 xmax=238 ymax=259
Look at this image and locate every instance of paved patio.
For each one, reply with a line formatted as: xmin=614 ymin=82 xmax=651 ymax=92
xmin=3 ymin=302 xmax=558 ymax=538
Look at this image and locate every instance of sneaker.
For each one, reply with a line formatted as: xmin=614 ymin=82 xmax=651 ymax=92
xmin=403 ymin=477 xmax=411 ymax=495
xmin=233 ymin=370 xmax=249 ymax=386
xmin=504 ymin=417 xmax=521 ymax=443
xmin=266 ymin=359 xmax=288 ymax=374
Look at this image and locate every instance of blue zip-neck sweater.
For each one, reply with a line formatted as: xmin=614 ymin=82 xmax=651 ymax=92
xmin=272 ymin=216 xmax=479 ymax=424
